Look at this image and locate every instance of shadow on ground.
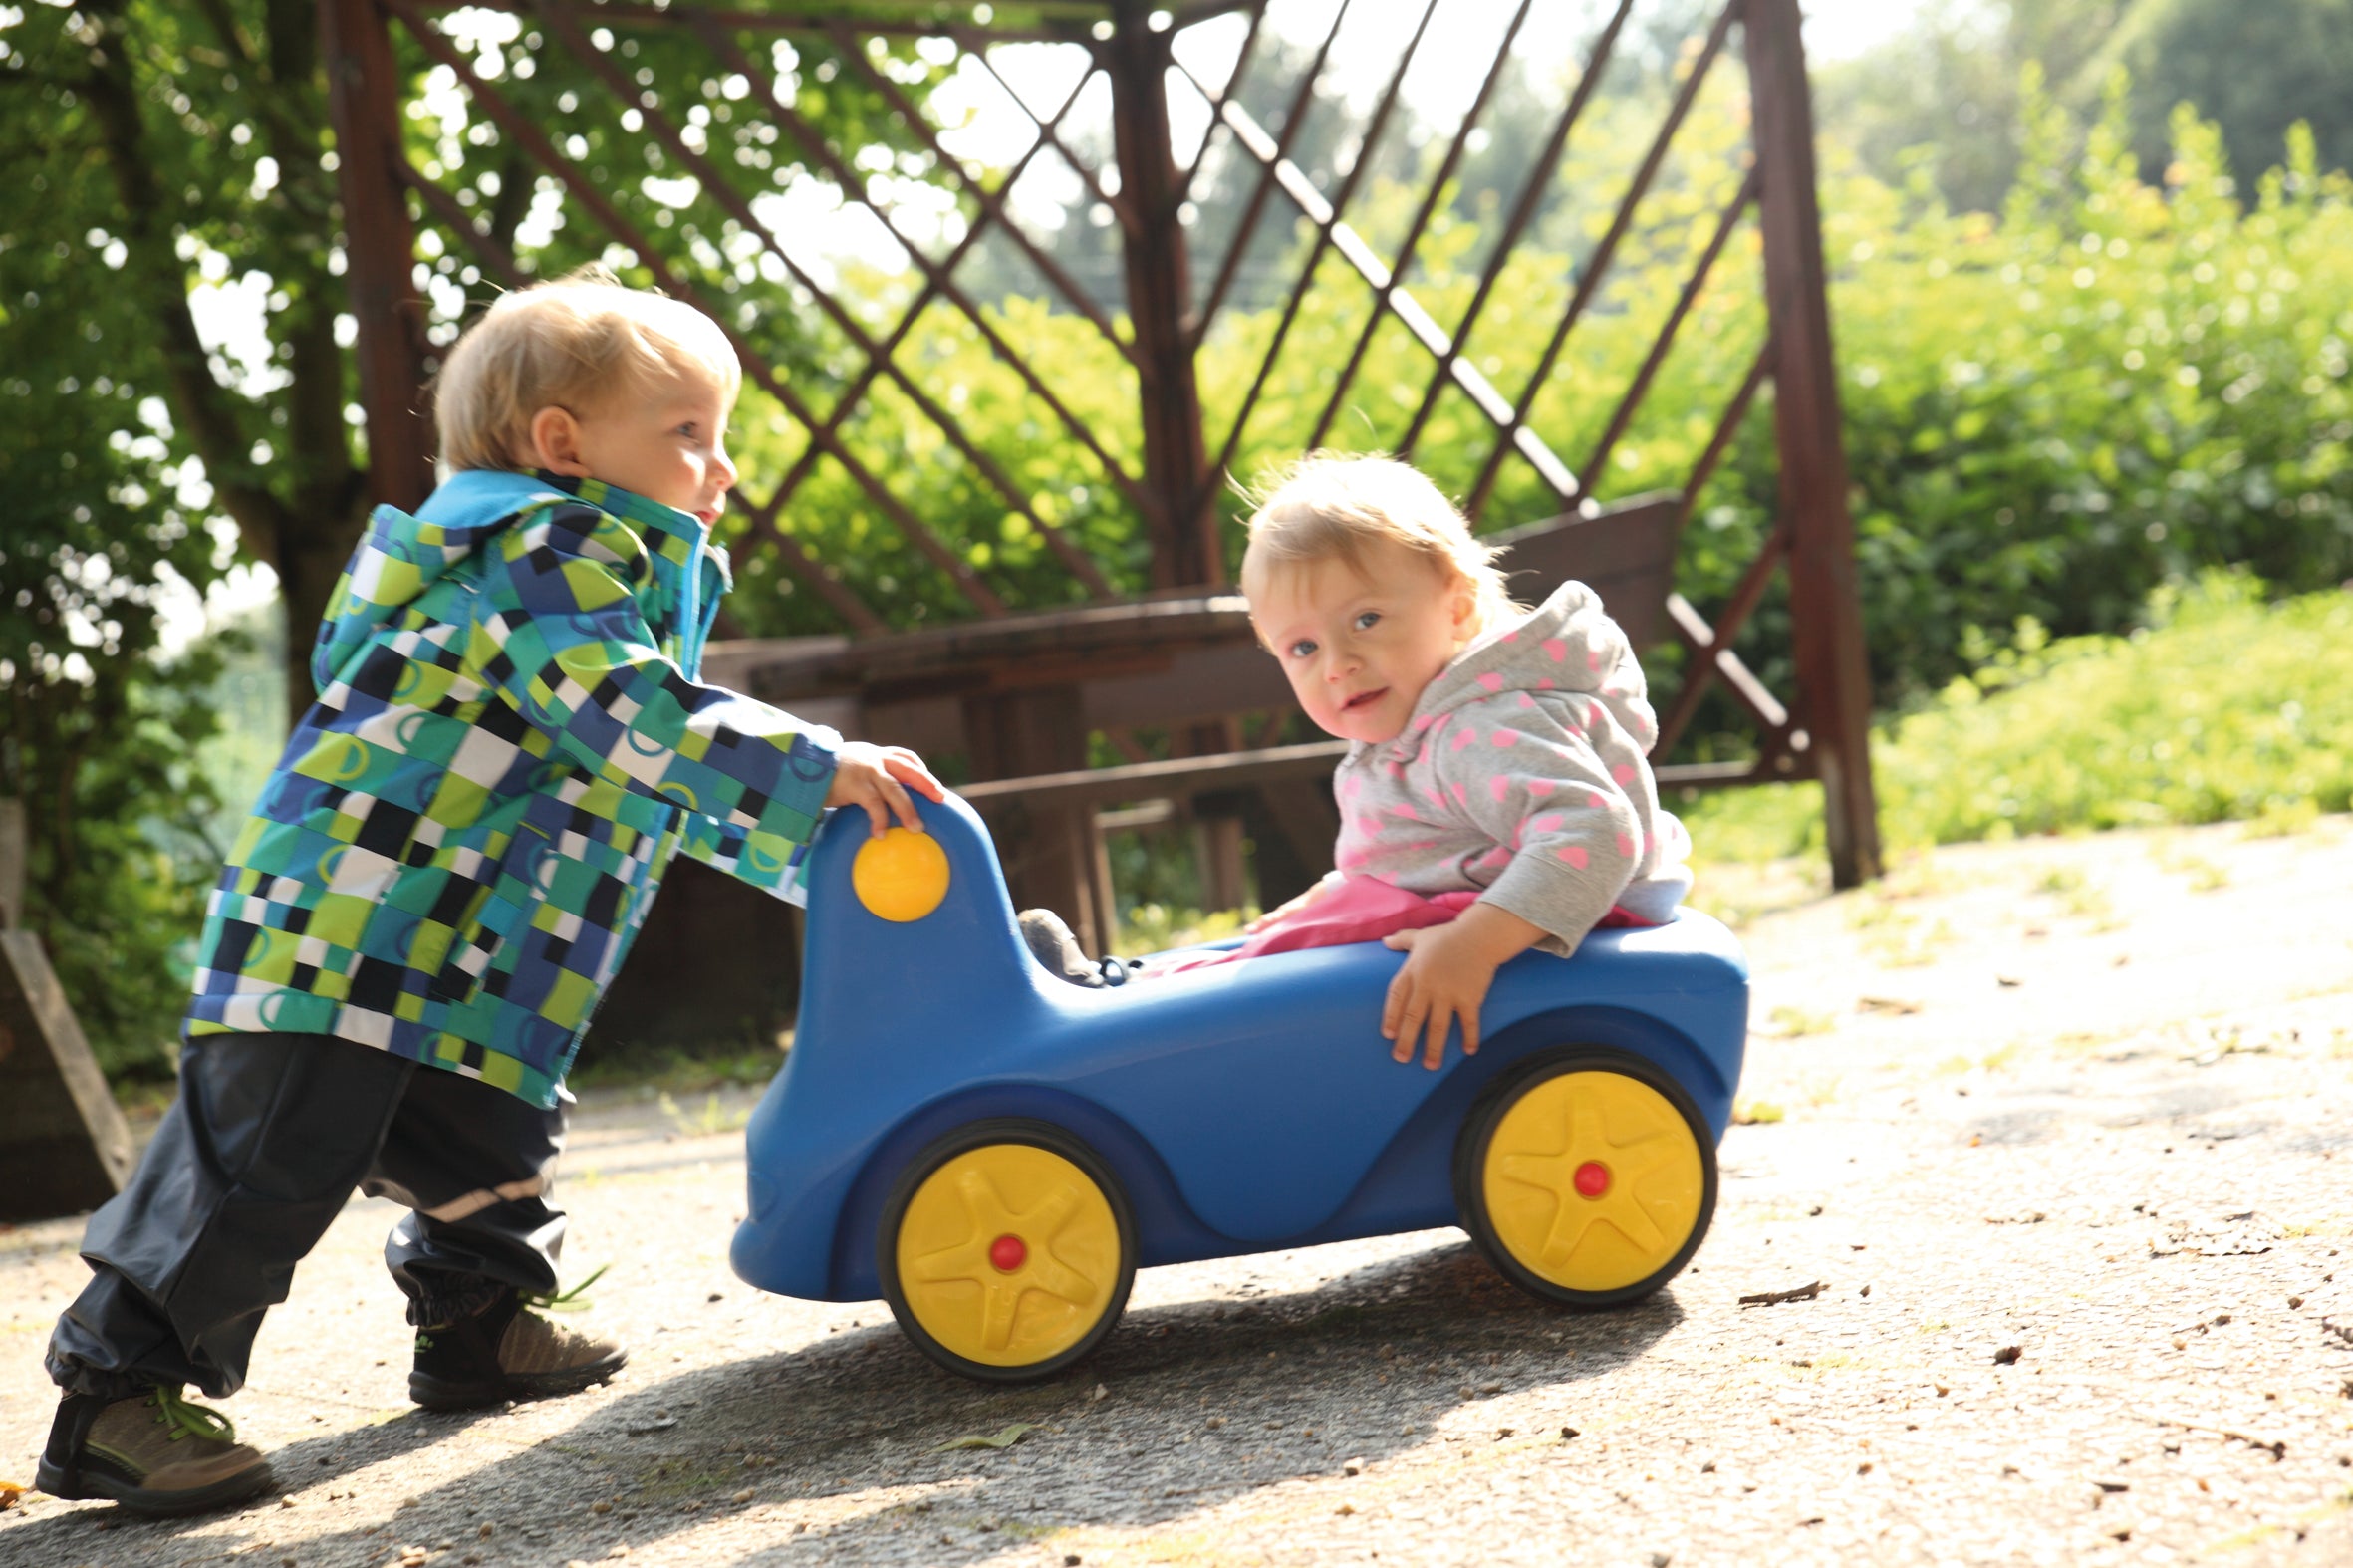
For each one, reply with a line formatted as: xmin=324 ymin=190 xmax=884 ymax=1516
xmin=10 ymin=1236 xmax=1686 ymax=1565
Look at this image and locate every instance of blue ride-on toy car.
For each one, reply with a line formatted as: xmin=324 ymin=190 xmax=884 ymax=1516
xmin=730 ymin=793 xmax=1748 ymax=1384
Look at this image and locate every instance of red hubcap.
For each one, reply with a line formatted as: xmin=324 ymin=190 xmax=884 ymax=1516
xmin=988 ymin=1233 xmax=1027 ymax=1272
xmin=1573 ymin=1160 xmax=1611 ymax=1198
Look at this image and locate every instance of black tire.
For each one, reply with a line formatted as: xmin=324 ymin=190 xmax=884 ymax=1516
xmin=877 ymin=1118 xmax=1137 ymax=1384
xmin=1453 ymin=1047 xmax=1718 ymax=1308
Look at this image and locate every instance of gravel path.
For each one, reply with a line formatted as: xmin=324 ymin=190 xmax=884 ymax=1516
xmin=7 ymin=816 xmax=2353 ymax=1567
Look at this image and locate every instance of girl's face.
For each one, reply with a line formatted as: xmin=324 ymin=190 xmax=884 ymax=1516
xmin=530 ymin=365 xmax=739 ymax=527
xmin=1250 ymin=539 xmax=1475 ymax=745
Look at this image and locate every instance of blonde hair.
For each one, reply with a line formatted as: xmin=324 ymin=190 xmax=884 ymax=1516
xmin=432 ymin=265 xmax=741 ymax=472
xmin=1239 ymin=452 xmax=1523 ymax=632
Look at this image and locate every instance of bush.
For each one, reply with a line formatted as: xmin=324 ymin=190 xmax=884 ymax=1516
xmin=1681 ymin=575 xmax=2353 ymax=866
xmin=720 ymin=78 xmax=2353 ymax=770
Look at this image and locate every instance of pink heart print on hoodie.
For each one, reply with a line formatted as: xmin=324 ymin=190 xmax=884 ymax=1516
xmin=1329 ymin=579 xmax=1693 ymax=957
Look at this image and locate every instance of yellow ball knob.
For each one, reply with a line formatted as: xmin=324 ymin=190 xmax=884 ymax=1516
xmin=852 ymin=827 xmax=950 ymax=922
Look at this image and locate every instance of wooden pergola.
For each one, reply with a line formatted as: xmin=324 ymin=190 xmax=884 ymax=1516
xmin=322 ymin=0 xmax=1881 ymax=966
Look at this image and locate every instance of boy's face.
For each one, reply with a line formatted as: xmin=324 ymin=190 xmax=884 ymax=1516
xmin=531 ymin=367 xmax=738 ymax=526
xmin=1250 ymin=539 xmax=1474 ymax=745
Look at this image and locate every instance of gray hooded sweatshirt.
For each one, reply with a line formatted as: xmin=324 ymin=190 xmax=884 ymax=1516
xmin=1330 ymin=580 xmax=1694 ymax=956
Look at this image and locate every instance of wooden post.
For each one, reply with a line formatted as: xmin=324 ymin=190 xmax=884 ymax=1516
xmin=1107 ymin=5 xmax=1215 ymax=590
xmin=321 ymin=0 xmax=435 ymax=510
xmin=964 ymin=689 xmax=1114 ymax=956
xmin=1101 ymin=10 xmax=1251 ymax=922
xmin=0 ymin=798 xmax=23 ymax=931
xmin=0 ymin=932 xmax=137 ymax=1219
xmin=1742 ymin=0 xmax=1881 ymax=887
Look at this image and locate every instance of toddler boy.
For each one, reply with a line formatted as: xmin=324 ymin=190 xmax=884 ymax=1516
xmin=37 ymin=269 xmax=941 ymax=1515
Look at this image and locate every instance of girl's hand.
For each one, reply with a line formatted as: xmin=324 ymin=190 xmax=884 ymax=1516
xmin=825 ymin=741 xmax=947 ymax=835
xmin=1380 ymin=903 xmax=1545 ymax=1070
xmin=1245 ymin=871 xmax=1340 ymax=934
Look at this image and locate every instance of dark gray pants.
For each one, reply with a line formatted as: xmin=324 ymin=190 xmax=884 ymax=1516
xmin=47 ymin=1031 xmax=569 ymax=1402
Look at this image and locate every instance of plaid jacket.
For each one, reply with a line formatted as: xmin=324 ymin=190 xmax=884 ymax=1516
xmin=186 ymin=469 xmax=839 ymax=1106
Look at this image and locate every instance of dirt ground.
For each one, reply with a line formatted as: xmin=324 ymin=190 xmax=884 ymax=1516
xmin=6 ymin=815 xmax=2353 ymax=1568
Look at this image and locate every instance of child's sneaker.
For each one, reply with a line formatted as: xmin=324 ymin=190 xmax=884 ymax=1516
xmin=408 ymin=1275 xmax=628 ymax=1411
xmin=36 ymin=1386 xmax=272 ymax=1516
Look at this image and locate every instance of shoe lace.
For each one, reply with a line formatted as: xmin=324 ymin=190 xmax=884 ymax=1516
xmin=519 ymin=1263 xmax=609 ymax=1315
xmin=150 ymin=1386 xmax=237 ymax=1445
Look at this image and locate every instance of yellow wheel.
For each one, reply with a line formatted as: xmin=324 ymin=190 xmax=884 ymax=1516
xmin=1455 ymin=1051 xmax=1716 ymax=1306
xmin=879 ymin=1121 xmax=1135 ymax=1383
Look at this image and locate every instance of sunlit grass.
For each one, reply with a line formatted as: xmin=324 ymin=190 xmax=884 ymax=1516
xmin=1683 ymin=576 xmax=2353 ymax=883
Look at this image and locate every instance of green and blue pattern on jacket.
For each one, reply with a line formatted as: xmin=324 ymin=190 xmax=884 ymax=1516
xmin=186 ymin=469 xmax=839 ymax=1106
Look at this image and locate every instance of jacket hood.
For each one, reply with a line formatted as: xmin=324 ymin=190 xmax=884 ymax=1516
xmin=311 ymin=470 xmax=720 ymax=694
xmin=1397 ymin=580 xmax=1658 ymax=752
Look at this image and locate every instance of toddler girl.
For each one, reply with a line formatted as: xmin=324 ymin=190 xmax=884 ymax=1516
xmin=1137 ymin=453 xmax=1691 ymax=1070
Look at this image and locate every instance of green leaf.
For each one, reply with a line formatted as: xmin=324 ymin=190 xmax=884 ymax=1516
xmin=930 ymin=1422 xmax=1039 ymax=1452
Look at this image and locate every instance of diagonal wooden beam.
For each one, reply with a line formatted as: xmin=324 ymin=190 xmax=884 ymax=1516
xmin=952 ymin=28 xmax=1135 ymax=236
xmin=1575 ymin=169 xmax=1758 ymax=495
xmin=1654 ymin=528 xmax=1787 ymax=759
xmin=1462 ymin=0 xmax=1739 ymax=521
xmin=694 ymin=18 xmax=1157 ymax=524
xmin=1169 ymin=49 xmax=1585 ymax=508
xmin=386 ymin=0 xmax=1008 ymax=617
xmin=1397 ymin=0 xmax=1637 ymax=458
xmin=389 ymin=91 xmax=898 ymax=636
xmin=1197 ymin=0 xmax=1436 ymax=481
xmin=414 ymin=0 xmax=1086 ymax=43
xmin=728 ymin=81 xmax=1092 ymax=583
xmin=1174 ymin=0 xmax=1266 ymax=213
xmin=1664 ymin=586 xmax=1793 ymax=743
xmin=828 ymin=18 xmax=1141 ymax=368
xmin=1301 ymin=0 xmax=1537 ymax=458
xmin=532 ymin=0 xmax=1115 ymax=601
xmin=1188 ymin=0 xmax=1353 ymax=346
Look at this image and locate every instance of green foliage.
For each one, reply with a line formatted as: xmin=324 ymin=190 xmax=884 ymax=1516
xmin=0 ymin=0 xmax=950 ymax=1074
xmin=1681 ymin=575 xmax=2353 ymax=865
xmin=1813 ymin=83 xmax=2353 ymax=709
xmin=0 ymin=5 xmax=248 ymax=1075
xmin=1815 ymin=0 xmax=2353 ymax=218
xmin=745 ymin=72 xmax=2353 ymax=753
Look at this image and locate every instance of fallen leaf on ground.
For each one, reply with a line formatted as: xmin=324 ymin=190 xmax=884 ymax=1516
xmin=1738 ymin=1281 xmax=1824 ymax=1307
xmin=1856 ymin=995 xmax=1924 ymax=1015
xmin=2151 ymin=1212 xmax=2281 ymax=1257
xmin=0 ymin=1481 xmax=22 ymax=1512
xmin=932 ymin=1423 xmax=1038 ymax=1452
xmin=1993 ymin=1345 xmax=2023 ymax=1365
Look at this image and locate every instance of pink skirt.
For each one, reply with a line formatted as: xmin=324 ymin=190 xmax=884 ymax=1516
xmin=1137 ymin=875 xmax=1648 ymax=978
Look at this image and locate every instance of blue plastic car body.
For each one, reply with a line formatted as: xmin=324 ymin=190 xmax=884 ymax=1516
xmin=730 ymin=793 xmax=1748 ymax=1325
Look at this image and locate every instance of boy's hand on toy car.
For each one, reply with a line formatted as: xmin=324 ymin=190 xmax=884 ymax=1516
xmin=826 ymin=741 xmax=947 ymax=835
xmin=1381 ymin=904 xmax=1545 ymax=1070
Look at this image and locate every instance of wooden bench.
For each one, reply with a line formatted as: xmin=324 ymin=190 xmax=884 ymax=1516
xmin=706 ymin=493 xmax=1688 ymax=952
